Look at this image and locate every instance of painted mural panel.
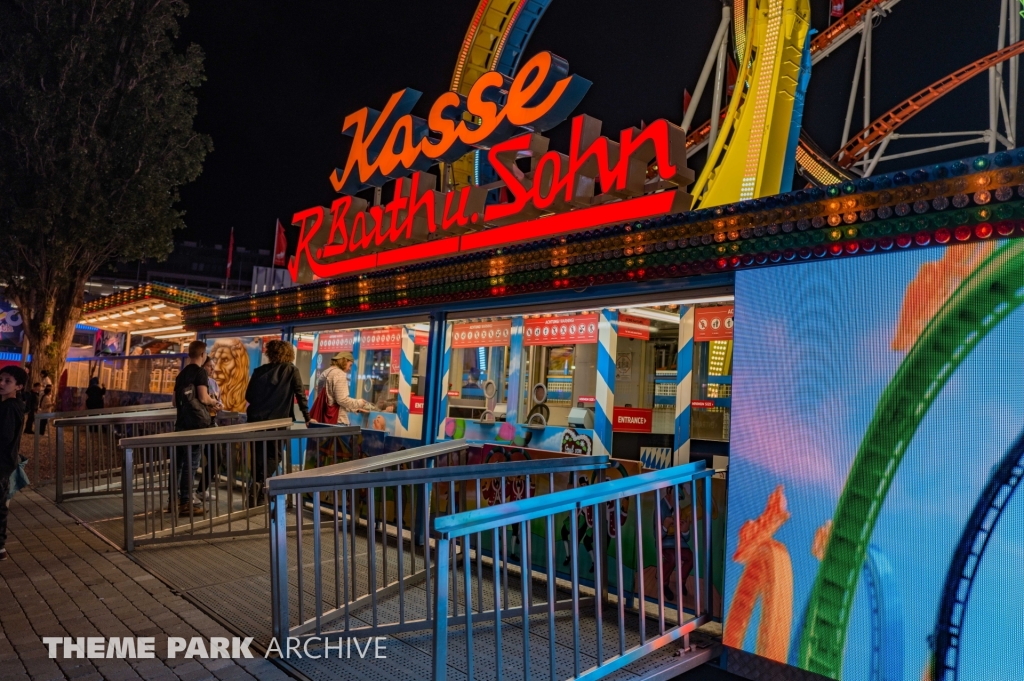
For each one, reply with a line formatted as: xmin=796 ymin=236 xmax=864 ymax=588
xmin=726 ymin=241 xmax=1024 ymax=680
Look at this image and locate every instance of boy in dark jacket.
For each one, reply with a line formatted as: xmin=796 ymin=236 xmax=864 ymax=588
xmin=244 ymin=340 xmax=310 ymax=505
xmin=0 ymin=365 xmax=28 ymax=561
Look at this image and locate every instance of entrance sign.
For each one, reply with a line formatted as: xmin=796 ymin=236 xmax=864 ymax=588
xmin=612 ymin=407 xmax=653 ymax=433
xmin=288 ymin=53 xmax=694 ymax=283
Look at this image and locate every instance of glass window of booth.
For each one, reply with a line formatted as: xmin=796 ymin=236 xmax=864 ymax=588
xmin=520 ymin=313 xmax=599 ymax=429
xmin=689 ymin=304 xmax=733 ymax=442
xmin=447 ymin=319 xmax=512 ymax=421
xmin=298 ymin=323 xmax=430 ymax=439
xmin=442 ymin=297 xmax=732 ymax=464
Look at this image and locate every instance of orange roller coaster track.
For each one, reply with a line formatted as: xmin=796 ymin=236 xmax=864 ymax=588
xmin=836 ymin=40 xmax=1024 ymax=169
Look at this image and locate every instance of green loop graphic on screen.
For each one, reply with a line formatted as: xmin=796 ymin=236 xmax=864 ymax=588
xmin=797 ymin=239 xmax=1024 ymax=677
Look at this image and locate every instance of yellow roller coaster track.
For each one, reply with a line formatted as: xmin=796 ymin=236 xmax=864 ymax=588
xmin=445 ymin=0 xmax=528 ymax=192
xmin=693 ymin=0 xmax=812 ymax=207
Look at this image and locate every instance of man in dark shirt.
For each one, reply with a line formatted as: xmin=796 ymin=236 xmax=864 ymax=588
xmin=171 ymin=341 xmax=220 ymax=517
xmin=0 ymin=366 xmax=28 ymax=561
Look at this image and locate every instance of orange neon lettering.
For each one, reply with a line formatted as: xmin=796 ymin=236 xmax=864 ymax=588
xmin=328 ymin=52 xmax=590 ymax=195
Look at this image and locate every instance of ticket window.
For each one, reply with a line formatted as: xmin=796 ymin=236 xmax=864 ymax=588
xmin=520 ymin=314 xmax=599 ymax=428
xmin=690 ymin=305 xmax=734 ymax=442
xmin=307 ymin=323 xmax=430 ymax=437
xmin=448 ymin=320 xmax=512 ymax=421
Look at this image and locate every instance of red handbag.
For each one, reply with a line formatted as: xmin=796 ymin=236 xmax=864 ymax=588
xmin=309 ymin=387 xmax=340 ymax=424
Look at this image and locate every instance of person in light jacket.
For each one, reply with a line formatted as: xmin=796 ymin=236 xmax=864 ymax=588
xmin=316 ymin=352 xmax=370 ymax=425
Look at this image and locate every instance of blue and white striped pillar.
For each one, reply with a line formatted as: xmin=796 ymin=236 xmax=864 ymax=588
xmin=594 ymin=309 xmax=618 ymax=458
xmin=505 ymin=317 xmax=524 ymax=424
xmin=396 ymin=326 xmax=415 ymax=438
xmin=674 ymin=306 xmax=695 ymax=466
xmin=435 ymin=322 xmax=454 ymax=440
xmin=308 ymin=332 xmax=321 ymax=401
xmin=349 ymin=331 xmax=360 ymax=399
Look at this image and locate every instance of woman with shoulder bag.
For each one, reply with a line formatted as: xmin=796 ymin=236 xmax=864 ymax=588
xmin=311 ymin=352 xmax=370 ymax=425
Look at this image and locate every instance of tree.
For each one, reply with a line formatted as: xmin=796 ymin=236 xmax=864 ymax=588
xmin=0 ymin=0 xmax=211 ymax=385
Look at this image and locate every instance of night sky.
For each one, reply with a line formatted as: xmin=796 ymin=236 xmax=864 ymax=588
xmin=175 ymin=0 xmax=1003 ymax=253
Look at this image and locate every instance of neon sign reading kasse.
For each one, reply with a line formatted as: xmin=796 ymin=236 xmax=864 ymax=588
xmin=289 ymin=52 xmax=694 ymax=282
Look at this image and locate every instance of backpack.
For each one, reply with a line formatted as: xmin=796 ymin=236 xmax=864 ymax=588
xmin=175 ymin=368 xmax=212 ymax=430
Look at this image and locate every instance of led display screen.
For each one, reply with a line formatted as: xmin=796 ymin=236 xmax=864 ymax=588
xmin=725 ymin=241 xmax=1024 ymax=680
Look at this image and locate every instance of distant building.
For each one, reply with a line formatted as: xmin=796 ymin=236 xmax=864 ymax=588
xmin=86 ymin=240 xmax=273 ymax=302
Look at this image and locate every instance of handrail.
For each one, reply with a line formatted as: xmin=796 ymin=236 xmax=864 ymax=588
xmin=52 ymin=408 xmax=177 ymax=428
xmin=436 ymin=461 xmax=709 ymax=537
xmin=39 ymin=401 xmax=174 ymax=420
xmin=122 ymin=419 xmax=361 ymax=550
xmin=431 ymin=459 xmax=717 ymax=681
xmin=33 ymin=401 xmax=175 ymax=481
xmin=119 ymin=419 xmax=356 ymax=447
xmin=267 ymin=437 xmax=612 ymax=646
xmin=266 ymin=439 xmax=471 ymax=489
xmin=268 ymin=453 xmax=609 ymax=495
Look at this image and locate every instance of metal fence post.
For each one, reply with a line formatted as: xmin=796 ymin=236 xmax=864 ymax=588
xmin=122 ymin=448 xmax=135 ymax=552
xmin=55 ymin=425 xmax=64 ymax=503
xmin=270 ymin=492 xmax=290 ymax=648
xmin=431 ymin=535 xmax=450 ymax=681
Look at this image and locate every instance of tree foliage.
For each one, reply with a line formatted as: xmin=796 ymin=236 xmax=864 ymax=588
xmin=0 ymin=0 xmax=211 ymax=382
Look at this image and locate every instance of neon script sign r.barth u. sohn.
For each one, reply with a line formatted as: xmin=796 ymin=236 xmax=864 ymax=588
xmin=289 ymin=52 xmax=694 ymax=282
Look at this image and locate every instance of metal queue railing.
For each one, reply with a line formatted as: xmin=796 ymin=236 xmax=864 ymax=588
xmin=266 ymin=440 xmax=611 ymax=646
xmin=52 ymin=408 xmax=246 ymax=503
xmin=120 ymin=422 xmax=360 ymax=551
xmin=431 ymin=460 xmax=716 ymax=681
xmin=34 ymin=401 xmax=173 ymax=482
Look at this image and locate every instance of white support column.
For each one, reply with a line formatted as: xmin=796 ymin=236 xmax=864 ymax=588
xmin=863 ymin=9 xmax=873 ymax=135
xmin=708 ymin=36 xmax=729 ymax=154
xmin=1010 ymin=0 xmax=1019 ymax=145
xmin=842 ymin=21 xmax=869 ymax=147
xmin=995 ymin=0 xmax=1010 ymax=150
xmin=681 ymin=3 xmax=732 ymax=133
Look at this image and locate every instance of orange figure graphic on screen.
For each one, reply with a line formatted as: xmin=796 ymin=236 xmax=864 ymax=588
xmin=723 ymin=485 xmax=793 ymax=662
xmin=892 ymin=242 xmax=995 ymax=351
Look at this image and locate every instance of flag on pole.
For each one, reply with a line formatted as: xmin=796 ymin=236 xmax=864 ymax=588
xmin=682 ymin=89 xmax=692 ymax=118
xmin=831 ymin=0 xmax=845 ymax=18
xmin=273 ymin=219 xmax=287 ymax=266
xmin=225 ymin=227 xmax=235 ymax=282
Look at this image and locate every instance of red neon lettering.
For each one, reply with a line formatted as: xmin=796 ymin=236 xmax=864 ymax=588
xmin=349 ymin=205 xmax=386 ymax=252
xmin=396 ymin=172 xmax=443 ymax=238
xmin=442 ymin=186 xmax=486 ymax=233
xmin=290 ymin=206 xmax=327 ymax=282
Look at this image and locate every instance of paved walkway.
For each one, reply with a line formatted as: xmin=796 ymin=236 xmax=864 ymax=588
xmin=0 ymin=488 xmax=292 ymax=681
